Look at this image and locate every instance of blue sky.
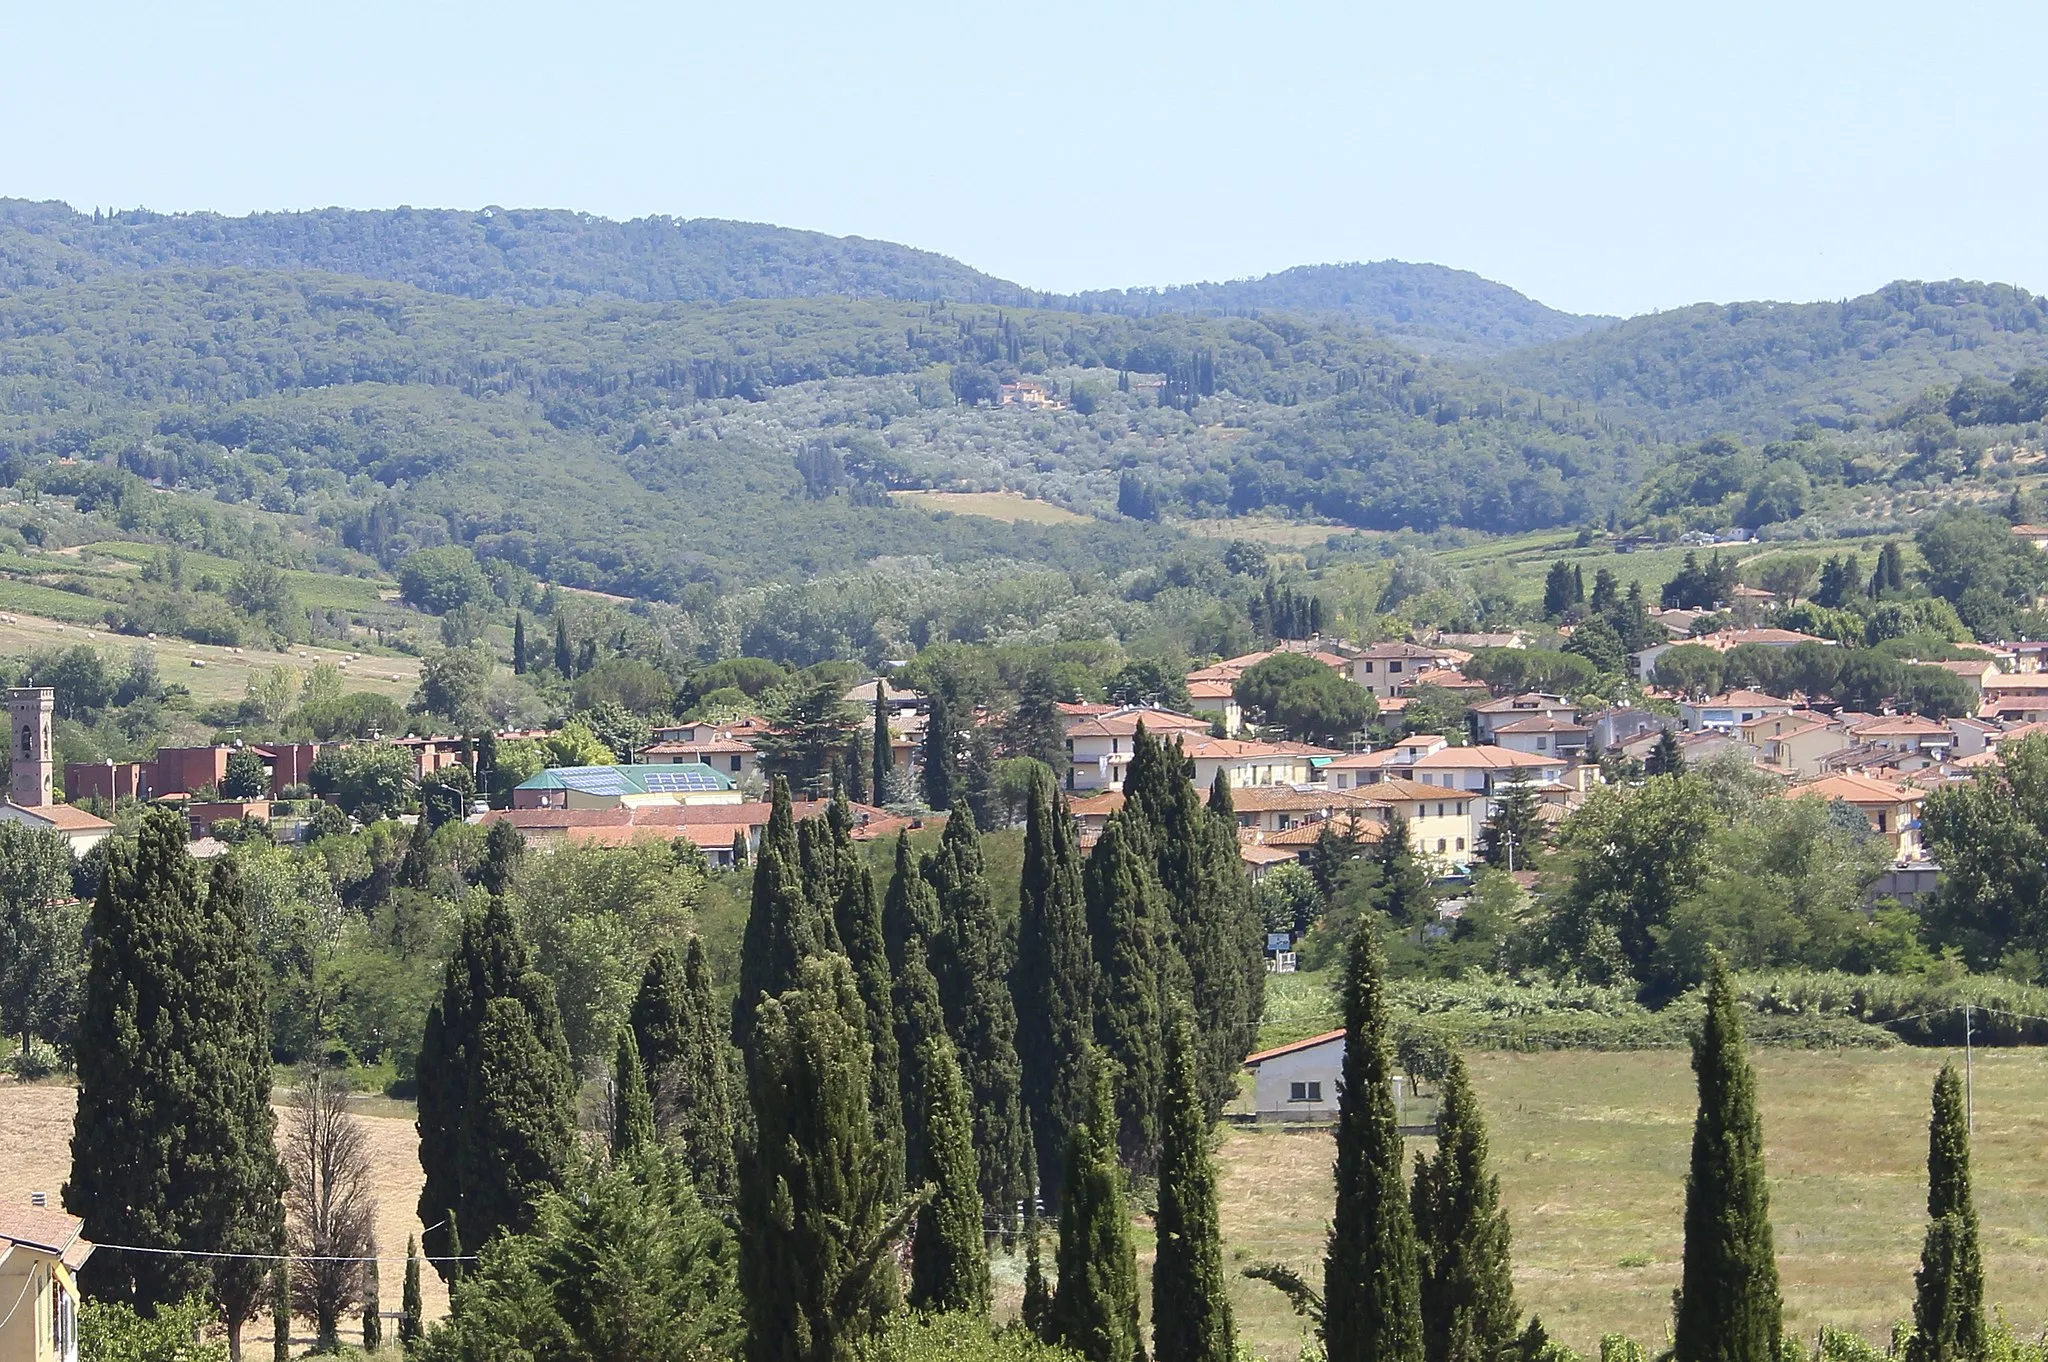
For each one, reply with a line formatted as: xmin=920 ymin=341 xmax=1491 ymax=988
xmin=3 ymin=0 xmax=2040 ymax=317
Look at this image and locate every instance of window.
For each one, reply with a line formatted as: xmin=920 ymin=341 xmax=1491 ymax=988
xmin=1390 ymin=661 xmax=1404 ymax=673
xmin=1456 ymin=837 xmax=1466 ymax=852
xmin=18 ymin=724 xmax=28 ymax=758
xmin=1289 ymin=1081 xmax=1323 ymax=1102
xmin=1537 ymin=737 xmax=1549 ymax=751
xmin=1361 ymin=661 xmax=1375 ymax=673
xmin=1457 ymin=802 xmax=1466 ymax=815
xmin=1436 ymin=838 xmax=1447 ymax=853
xmin=729 ymin=755 xmax=743 ymax=773
xmin=1436 ymin=802 xmax=1445 ymax=817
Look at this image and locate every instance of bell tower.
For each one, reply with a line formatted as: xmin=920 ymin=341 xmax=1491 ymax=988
xmin=8 ymin=687 xmax=53 ymax=807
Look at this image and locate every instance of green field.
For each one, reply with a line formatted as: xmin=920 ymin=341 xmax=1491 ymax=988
xmin=82 ymin=540 xmax=396 ymax=612
xmin=894 ymin=490 xmax=1093 ymax=525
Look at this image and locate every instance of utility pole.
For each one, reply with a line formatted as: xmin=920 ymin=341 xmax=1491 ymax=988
xmin=1964 ymin=1002 xmax=1975 ymax=1137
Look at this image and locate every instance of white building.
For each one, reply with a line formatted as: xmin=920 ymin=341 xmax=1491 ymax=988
xmin=1243 ymin=1029 xmax=1411 ymax=1122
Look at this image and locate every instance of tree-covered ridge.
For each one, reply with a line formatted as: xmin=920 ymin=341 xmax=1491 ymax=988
xmin=0 ymin=199 xmax=1030 ymax=306
xmin=1486 ymin=280 xmax=2048 ymax=439
xmin=0 ymin=268 xmax=1656 ymax=593
xmin=1064 ymin=261 xmax=1612 ymax=359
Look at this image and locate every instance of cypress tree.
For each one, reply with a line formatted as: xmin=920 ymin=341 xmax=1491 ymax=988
xmin=399 ymin=1238 xmax=423 ymax=1349
xmin=1671 ymin=955 xmax=1781 ymax=1362
xmin=1411 ymin=1053 xmax=1518 ymax=1362
xmin=734 ymin=778 xmax=827 ymax=1049
xmin=65 ymin=811 xmax=286 ymax=1343
xmin=1648 ymin=727 xmax=1686 ymax=779
xmin=872 ymin=687 xmax=892 ymax=804
xmin=893 ymin=939 xmax=949 ymax=1187
xmin=1014 ymin=775 xmax=1094 ymax=1209
xmin=362 ymin=1250 xmax=382 ymax=1353
xmin=1048 ymin=1051 xmax=1145 ymax=1362
xmin=924 ymin=807 xmax=1029 ymax=1223
xmin=1907 ymin=1065 xmax=1985 ymax=1362
xmin=512 ymin=612 xmax=527 ymax=674
xmin=630 ymin=938 xmax=738 ymax=1197
xmin=739 ymin=955 xmax=901 ymax=1362
xmin=882 ymin=830 xmax=940 ymax=969
xmin=1022 ymin=1209 xmax=1053 ymax=1339
xmin=908 ymin=1032 xmax=991 ymax=1315
xmin=1084 ymin=815 xmax=1169 ymax=1173
xmin=1322 ymin=922 xmax=1423 ymax=1362
xmin=479 ymin=820 xmax=524 ymax=896
xmin=923 ymin=692 xmax=956 ymax=811
xmin=1210 ymin=770 xmax=1267 ymax=1113
xmin=272 ymin=1263 xmax=291 ymax=1362
xmin=415 ymin=897 xmax=575 ymax=1274
xmin=612 ymin=1025 xmax=657 ymax=1157
xmin=554 ymin=614 xmax=573 ymax=676
xmin=1152 ymin=1002 xmax=1235 ymax=1362
xmin=836 ymin=860 xmax=907 ymax=1201
xmin=732 ymin=828 xmax=749 ymax=869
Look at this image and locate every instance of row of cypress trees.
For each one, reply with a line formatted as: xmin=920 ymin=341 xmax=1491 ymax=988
xmin=1292 ymin=919 xmax=1989 ymax=1362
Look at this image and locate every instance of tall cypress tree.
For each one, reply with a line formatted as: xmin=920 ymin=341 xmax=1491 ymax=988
xmin=554 ymin=614 xmax=574 ymax=677
xmin=836 ymin=859 xmax=907 ymax=1201
xmin=1671 ymin=955 xmax=1781 ymax=1362
xmin=1152 ymin=1002 xmax=1235 ymax=1362
xmin=1048 ymin=1050 xmax=1145 ymax=1362
xmin=872 ymin=687 xmax=892 ymax=804
xmin=893 ymin=939 xmax=949 ymax=1188
xmin=924 ymin=808 xmax=1029 ymax=1224
xmin=739 ymin=955 xmax=901 ymax=1362
xmin=1907 ymin=1065 xmax=1985 ymax=1362
xmin=400 ymin=1238 xmax=423 ymax=1348
xmin=415 ymin=897 xmax=575 ymax=1274
xmin=66 ymin=810 xmax=287 ymax=1347
xmin=1084 ymin=815 xmax=1169 ymax=1174
xmin=1210 ymin=770 xmax=1267 ymax=1115
xmin=735 ymin=778 xmax=828 ymax=1049
xmin=1411 ymin=1053 xmax=1518 ymax=1362
xmin=922 ymin=693 xmax=956 ymax=811
xmin=1322 ymin=922 xmax=1423 ymax=1362
xmin=882 ymin=830 xmax=941 ymax=969
xmin=630 ymin=938 xmax=737 ymax=1197
xmin=361 ymin=1249 xmax=381 ymax=1353
xmin=512 ymin=613 xmax=527 ymax=674
xmin=1015 ymin=775 xmax=1094 ymax=1210
xmin=612 ymin=1025 xmax=657 ymax=1157
xmin=908 ymin=1031 xmax=991 ymax=1315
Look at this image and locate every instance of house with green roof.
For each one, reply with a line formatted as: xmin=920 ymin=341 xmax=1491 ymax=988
xmin=511 ymin=762 xmax=740 ymax=811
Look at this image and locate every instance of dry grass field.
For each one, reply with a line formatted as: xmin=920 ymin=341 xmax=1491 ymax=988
xmin=893 ymin=490 xmax=1092 ymax=525
xmin=0 ymin=608 xmax=420 ymax=707
xmin=0 ymin=1081 xmax=450 ymax=1334
xmin=10 ymin=1047 xmax=2048 ymax=1356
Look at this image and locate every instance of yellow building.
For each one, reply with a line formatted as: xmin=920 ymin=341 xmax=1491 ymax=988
xmin=0 ymin=1206 xmax=93 ymax=1362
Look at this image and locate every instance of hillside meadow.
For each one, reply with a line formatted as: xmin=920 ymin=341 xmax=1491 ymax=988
xmin=10 ymin=1046 xmax=2048 ymax=1357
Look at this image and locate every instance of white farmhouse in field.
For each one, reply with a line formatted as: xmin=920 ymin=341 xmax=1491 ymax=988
xmin=1243 ymin=1029 xmax=1416 ymax=1122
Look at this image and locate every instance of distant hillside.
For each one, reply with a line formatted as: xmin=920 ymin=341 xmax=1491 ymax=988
xmin=1064 ymin=261 xmax=1612 ymax=358
xmin=0 ymin=199 xmax=1032 ymax=307
xmin=1487 ymin=280 xmax=2048 ymax=439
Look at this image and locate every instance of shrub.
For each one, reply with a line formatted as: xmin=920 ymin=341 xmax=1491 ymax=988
xmin=5 ymin=1039 xmax=63 ymax=1080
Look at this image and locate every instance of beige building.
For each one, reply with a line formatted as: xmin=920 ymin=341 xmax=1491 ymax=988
xmin=0 ymin=1205 xmax=92 ymax=1362
xmin=1785 ymin=772 xmax=1926 ymax=861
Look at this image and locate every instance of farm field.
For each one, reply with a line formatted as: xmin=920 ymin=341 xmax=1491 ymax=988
xmin=0 ymin=606 xmax=421 ymax=706
xmin=12 ymin=1047 xmax=2048 ymax=1357
xmin=893 ymin=490 xmax=1093 ymax=524
xmin=71 ymin=541 xmax=397 ymax=613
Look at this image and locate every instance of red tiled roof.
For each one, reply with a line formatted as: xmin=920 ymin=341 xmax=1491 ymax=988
xmin=1244 ymin=1028 xmax=1344 ymax=1066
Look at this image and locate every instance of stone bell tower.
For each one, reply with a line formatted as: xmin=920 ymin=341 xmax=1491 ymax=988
xmin=8 ymin=687 xmax=53 ymax=807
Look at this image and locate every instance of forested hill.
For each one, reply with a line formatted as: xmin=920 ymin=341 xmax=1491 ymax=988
xmin=1485 ymin=280 xmax=2048 ymax=439
xmin=0 ymin=200 xmax=1031 ymax=307
xmin=0 ymin=201 xmax=1603 ymax=359
xmin=1065 ymin=261 xmax=1612 ymax=359
xmin=0 ymin=267 xmax=1651 ymax=595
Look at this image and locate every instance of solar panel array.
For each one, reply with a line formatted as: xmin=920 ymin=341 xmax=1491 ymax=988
xmin=641 ymin=767 xmax=727 ymax=793
xmin=554 ymin=766 xmax=633 ymax=796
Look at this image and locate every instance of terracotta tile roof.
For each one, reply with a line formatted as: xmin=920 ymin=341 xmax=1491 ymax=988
xmin=642 ymin=738 xmax=756 ymax=756
xmin=0 ymin=1204 xmax=93 ymax=1270
xmin=1177 ymin=737 xmax=1302 ymax=760
xmin=1848 ymin=716 xmax=1954 ymax=738
xmin=1064 ymin=709 xmax=1211 ymax=738
xmin=12 ymin=802 xmax=114 ymax=831
xmin=1239 ymin=844 xmax=1300 ymax=866
xmin=1690 ymin=689 xmax=1792 ymax=708
xmin=1785 ymin=772 xmax=1924 ymax=806
xmin=1412 ymin=747 xmax=1565 ymax=770
xmin=1470 ymin=692 xmax=1574 ymax=714
xmin=1244 ymin=1029 xmax=1345 ymax=1065
xmin=1187 ymin=679 xmax=1237 ymax=700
